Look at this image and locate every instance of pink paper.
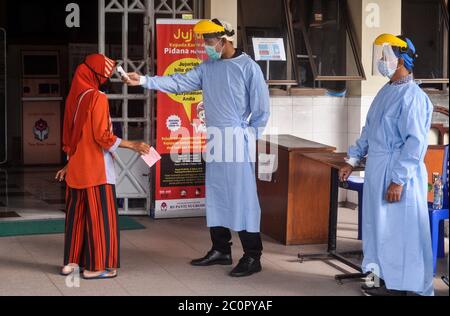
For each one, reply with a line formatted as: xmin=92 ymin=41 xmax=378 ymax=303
xmin=141 ymin=147 xmax=162 ymax=168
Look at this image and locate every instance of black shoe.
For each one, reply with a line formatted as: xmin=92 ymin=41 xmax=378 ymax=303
xmin=229 ymin=256 xmax=262 ymax=277
xmin=190 ymin=250 xmax=232 ymax=266
xmin=362 ymin=285 xmax=407 ymax=297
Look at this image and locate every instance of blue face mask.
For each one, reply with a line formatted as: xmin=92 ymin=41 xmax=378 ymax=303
xmin=205 ymin=41 xmax=223 ymax=60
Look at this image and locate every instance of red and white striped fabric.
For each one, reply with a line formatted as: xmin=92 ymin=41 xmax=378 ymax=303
xmin=104 ymin=56 xmax=116 ymax=78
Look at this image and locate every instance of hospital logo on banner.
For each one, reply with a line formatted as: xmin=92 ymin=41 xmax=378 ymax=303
xmin=166 ymin=115 xmax=182 ymax=132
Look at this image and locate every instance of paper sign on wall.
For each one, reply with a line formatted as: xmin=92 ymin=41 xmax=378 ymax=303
xmin=252 ymin=38 xmax=287 ymax=61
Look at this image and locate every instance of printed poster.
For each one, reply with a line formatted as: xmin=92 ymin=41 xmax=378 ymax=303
xmin=154 ymin=19 xmax=206 ymax=218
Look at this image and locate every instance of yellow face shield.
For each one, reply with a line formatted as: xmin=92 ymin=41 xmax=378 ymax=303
xmin=193 ymin=20 xmax=225 ymax=36
xmin=372 ymin=34 xmax=407 ymax=77
xmin=193 ymin=19 xmax=235 ymax=62
xmin=372 ymin=44 xmax=399 ymax=77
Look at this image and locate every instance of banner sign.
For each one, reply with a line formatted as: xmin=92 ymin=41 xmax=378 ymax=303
xmin=154 ymin=19 xmax=206 ymax=218
xmin=22 ymin=100 xmax=62 ymax=165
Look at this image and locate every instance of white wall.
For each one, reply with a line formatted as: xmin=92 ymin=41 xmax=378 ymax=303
xmin=347 ymin=96 xmax=374 ymax=148
xmin=266 ymin=95 xmax=374 ymax=203
xmin=266 ymin=96 xmax=350 ymax=152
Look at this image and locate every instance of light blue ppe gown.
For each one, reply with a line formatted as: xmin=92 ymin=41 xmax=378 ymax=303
xmin=142 ymin=53 xmax=270 ymax=233
xmin=348 ymin=77 xmax=434 ymax=296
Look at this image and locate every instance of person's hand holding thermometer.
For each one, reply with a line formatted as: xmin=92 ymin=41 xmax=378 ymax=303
xmin=121 ymin=70 xmax=144 ymax=86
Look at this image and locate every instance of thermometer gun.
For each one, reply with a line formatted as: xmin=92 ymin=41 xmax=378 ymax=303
xmin=117 ymin=66 xmax=130 ymax=81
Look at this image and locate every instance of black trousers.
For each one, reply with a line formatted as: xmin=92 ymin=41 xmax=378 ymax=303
xmin=210 ymin=227 xmax=263 ymax=260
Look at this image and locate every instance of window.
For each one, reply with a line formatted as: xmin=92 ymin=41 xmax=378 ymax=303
xmin=238 ymin=0 xmax=296 ymax=86
xmin=238 ymin=0 xmax=365 ymax=90
xmin=402 ymin=0 xmax=449 ymax=89
xmin=288 ymin=0 xmax=365 ymax=90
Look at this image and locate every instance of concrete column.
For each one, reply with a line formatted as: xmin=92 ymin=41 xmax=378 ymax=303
xmin=204 ymin=0 xmax=238 ymax=46
xmin=348 ymin=0 xmax=402 ymax=97
xmin=361 ymin=0 xmax=402 ymax=96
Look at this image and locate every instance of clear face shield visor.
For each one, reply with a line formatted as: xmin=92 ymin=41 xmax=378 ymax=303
xmin=194 ymin=33 xmax=224 ymax=62
xmin=372 ymin=44 xmax=400 ymax=77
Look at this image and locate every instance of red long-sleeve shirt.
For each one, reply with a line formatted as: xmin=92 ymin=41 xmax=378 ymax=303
xmin=65 ymin=92 xmax=121 ymax=189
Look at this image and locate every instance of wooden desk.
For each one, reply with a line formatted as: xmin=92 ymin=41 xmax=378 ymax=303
xmin=256 ymin=135 xmax=336 ymax=245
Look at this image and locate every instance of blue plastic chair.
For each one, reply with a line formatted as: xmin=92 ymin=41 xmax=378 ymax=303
xmin=342 ymin=175 xmax=364 ymax=240
xmin=429 ymin=145 xmax=449 ymax=275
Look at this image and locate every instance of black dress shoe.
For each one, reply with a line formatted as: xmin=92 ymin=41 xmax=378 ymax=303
xmin=229 ymin=256 xmax=262 ymax=277
xmin=362 ymin=285 xmax=408 ymax=297
xmin=190 ymin=250 xmax=232 ymax=266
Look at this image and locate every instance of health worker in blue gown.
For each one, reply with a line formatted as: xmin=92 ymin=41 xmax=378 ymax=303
xmin=340 ymin=34 xmax=434 ymax=296
xmin=125 ymin=19 xmax=270 ymax=278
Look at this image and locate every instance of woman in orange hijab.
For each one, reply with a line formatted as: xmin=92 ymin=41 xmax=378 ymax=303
xmin=55 ymin=54 xmax=150 ymax=280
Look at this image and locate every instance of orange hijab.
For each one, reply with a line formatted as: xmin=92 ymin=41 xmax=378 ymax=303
xmin=63 ymin=54 xmax=116 ymax=157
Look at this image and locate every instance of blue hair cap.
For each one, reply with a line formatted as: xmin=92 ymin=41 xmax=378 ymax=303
xmin=394 ymin=37 xmax=417 ymax=71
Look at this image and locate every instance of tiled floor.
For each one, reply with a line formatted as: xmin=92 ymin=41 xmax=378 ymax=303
xmin=0 ymin=167 xmax=448 ymax=296
xmin=0 ymin=167 xmax=66 ymax=222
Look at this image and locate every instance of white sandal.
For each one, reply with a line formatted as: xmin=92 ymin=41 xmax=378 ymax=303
xmin=60 ymin=264 xmax=82 ymax=276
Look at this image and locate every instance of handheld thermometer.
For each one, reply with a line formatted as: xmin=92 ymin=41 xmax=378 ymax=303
xmin=117 ymin=66 xmax=130 ymax=81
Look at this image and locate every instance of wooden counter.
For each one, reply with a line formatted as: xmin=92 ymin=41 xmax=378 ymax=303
xmin=256 ymin=135 xmax=336 ymax=245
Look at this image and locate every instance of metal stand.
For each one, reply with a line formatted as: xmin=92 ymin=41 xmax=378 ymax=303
xmin=298 ymin=168 xmax=365 ymax=284
xmin=442 ymin=276 xmax=449 ymax=287
xmin=444 ymin=243 xmax=449 ymax=287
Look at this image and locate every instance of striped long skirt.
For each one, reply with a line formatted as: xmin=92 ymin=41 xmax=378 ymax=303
xmin=64 ymin=184 xmax=120 ymax=272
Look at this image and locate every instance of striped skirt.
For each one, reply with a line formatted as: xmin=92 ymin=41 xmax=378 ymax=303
xmin=64 ymin=184 xmax=120 ymax=271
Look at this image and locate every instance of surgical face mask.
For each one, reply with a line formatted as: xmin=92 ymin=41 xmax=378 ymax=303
xmin=205 ymin=41 xmax=223 ymax=60
xmin=377 ymin=60 xmax=398 ymax=79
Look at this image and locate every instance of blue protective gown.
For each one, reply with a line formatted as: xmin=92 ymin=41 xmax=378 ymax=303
xmin=348 ymin=77 xmax=434 ymax=296
xmin=142 ymin=53 xmax=270 ymax=233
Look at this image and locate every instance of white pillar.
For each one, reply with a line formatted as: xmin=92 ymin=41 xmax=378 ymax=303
xmin=348 ymin=0 xmax=402 ymax=96
xmin=361 ymin=0 xmax=402 ymax=96
xmin=204 ymin=0 xmax=238 ymax=46
xmin=98 ymin=0 xmax=106 ymax=54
